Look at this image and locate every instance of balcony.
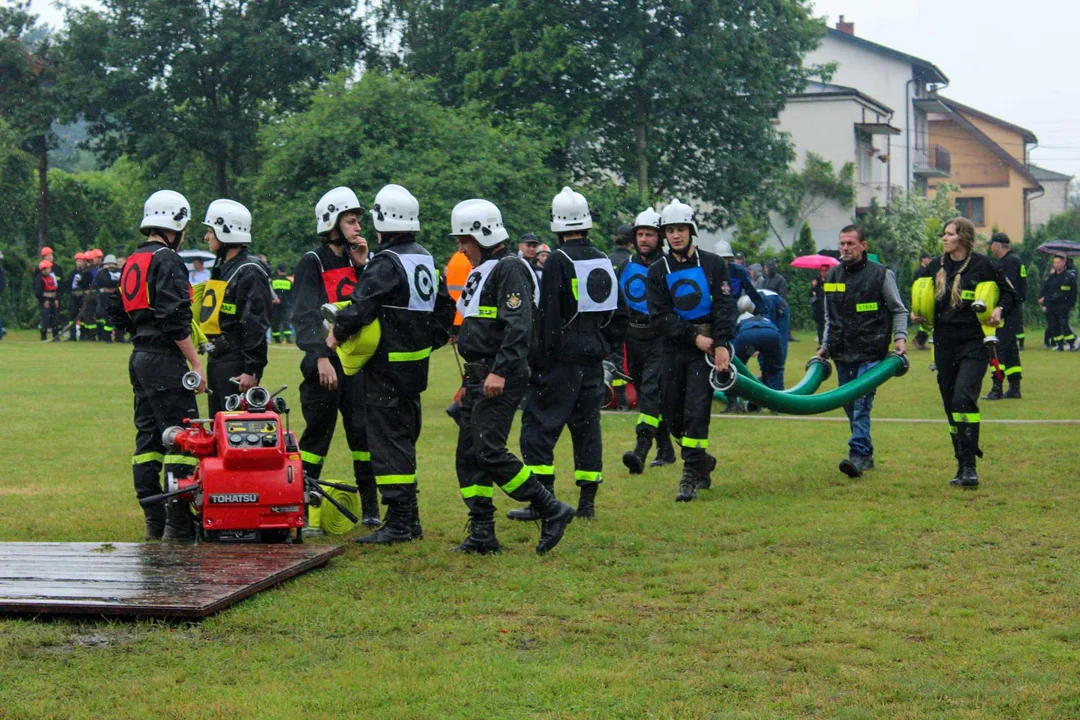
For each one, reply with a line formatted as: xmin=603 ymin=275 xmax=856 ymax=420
xmin=856 ymin=182 xmax=904 ymax=211
xmin=914 ymin=145 xmax=951 ymax=178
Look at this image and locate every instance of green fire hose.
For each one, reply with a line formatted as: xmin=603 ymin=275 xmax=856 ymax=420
xmin=711 ymin=352 xmax=909 ymax=415
xmin=713 ymin=356 xmax=832 ymax=404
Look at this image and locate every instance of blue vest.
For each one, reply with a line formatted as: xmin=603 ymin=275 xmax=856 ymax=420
xmin=619 ymin=262 xmax=650 ymax=314
xmin=664 ymin=261 xmax=712 ymax=321
xmin=728 ymin=263 xmax=750 ymax=297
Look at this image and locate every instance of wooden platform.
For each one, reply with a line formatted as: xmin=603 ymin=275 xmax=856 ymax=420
xmin=0 ymin=542 xmax=345 ymax=618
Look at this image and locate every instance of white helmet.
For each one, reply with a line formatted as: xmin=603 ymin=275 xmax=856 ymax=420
xmin=660 ymin=198 xmax=697 ymax=235
xmin=103 ymin=254 xmax=118 ymax=266
xmin=550 ymin=186 xmax=592 ymax=233
xmin=737 ymin=295 xmax=755 ymax=314
xmin=140 ymin=190 xmax=191 ymax=235
xmin=203 ymin=199 xmax=252 ymax=245
xmin=316 ymin=187 xmax=363 ymax=236
xmin=714 ymin=240 xmax=734 ymax=258
xmin=371 ymin=184 xmax=420 ymax=233
xmin=632 ymin=208 xmax=662 ymax=231
xmin=449 ymin=199 xmax=509 ymax=248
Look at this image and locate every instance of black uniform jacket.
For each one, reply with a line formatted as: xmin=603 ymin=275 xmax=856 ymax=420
xmin=925 ymin=252 xmax=1017 ymax=345
xmin=1041 ymin=268 xmax=1077 ymax=307
xmin=292 ymin=243 xmax=362 ymax=362
xmin=208 ymin=249 xmax=273 ymax=377
xmin=456 ymin=246 xmax=535 ymax=378
xmin=646 ymin=247 xmax=737 ymax=352
xmin=107 ymin=241 xmax=193 ymax=352
xmin=530 ymin=238 xmax=629 ymax=367
xmin=334 ymin=236 xmax=455 ymax=392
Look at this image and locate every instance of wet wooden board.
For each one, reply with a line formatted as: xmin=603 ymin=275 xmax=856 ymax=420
xmin=0 ymin=542 xmax=345 ymax=618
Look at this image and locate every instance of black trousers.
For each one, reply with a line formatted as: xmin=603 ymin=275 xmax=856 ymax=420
xmin=660 ymin=350 xmax=713 ymax=466
xmin=627 ymin=333 xmax=665 ymax=439
xmin=270 ymin=304 xmax=292 ymax=342
xmin=128 ymin=349 xmax=199 ymax=516
xmin=206 ymin=355 xmax=247 ymax=417
xmin=520 ymin=361 xmax=605 ymax=488
xmin=455 ymin=369 xmax=530 ymax=518
xmin=1047 ymin=304 xmax=1075 ymax=346
xmin=365 ymin=370 xmax=422 ymax=505
xmin=68 ymin=295 xmax=84 ymax=340
xmin=39 ymin=301 xmax=60 ymax=339
xmin=935 ymin=335 xmax=987 ymax=428
xmin=995 ymin=311 xmax=1022 ymax=380
xmin=298 ymin=354 xmax=373 ymax=489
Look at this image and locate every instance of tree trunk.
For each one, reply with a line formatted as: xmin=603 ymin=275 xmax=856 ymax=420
xmin=37 ymin=136 xmax=48 ymax=250
xmin=215 ymin=150 xmax=228 ymax=198
xmin=634 ymin=93 xmax=648 ymax=200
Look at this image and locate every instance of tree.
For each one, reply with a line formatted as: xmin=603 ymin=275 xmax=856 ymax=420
xmin=0 ymin=2 xmax=60 ymax=249
xmin=377 ymin=0 xmax=828 ymax=224
xmin=793 ymin=223 xmax=815 ymax=256
xmin=250 ymin=72 xmax=559 ymax=264
xmin=771 ymin=152 xmax=855 ymax=249
xmin=61 ymin=0 xmax=367 ymax=198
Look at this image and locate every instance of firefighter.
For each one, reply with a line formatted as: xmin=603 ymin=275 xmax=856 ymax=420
xmin=816 ymin=225 xmax=908 ymax=479
xmin=985 ymin=233 xmax=1026 ymax=398
xmin=329 ymin=183 xmax=455 ymax=544
xmin=107 ymin=190 xmax=205 ymax=541
xmin=81 ymin=249 xmax=102 ymax=339
xmin=1039 ymin=254 xmax=1077 ymax=351
xmin=197 ymin=200 xmax=272 ymax=416
xmin=511 ymin=187 xmax=628 ymax=522
xmin=646 ymin=198 xmax=736 ymax=502
xmin=93 ymin=254 xmax=122 ymax=342
xmin=733 ymin=295 xmax=785 ymax=390
xmin=447 ymin=198 xmax=575 ymax=554
xmin=67 ymin=252 xmax=90 ymax=341
xmin=270 ymin=264 xmax=294 ymax=344
xmin=912 ymin=252 xmax=934 ymax=350
xmin=291 ymin=186 xmax=380 ymax=529
xmin=618 ymin=208 xmax=677 ymax=473
xmin=33 ymin=259 xmax=61 ymax=342
xmin=911 ymin=218 xmax=1016 ymax=489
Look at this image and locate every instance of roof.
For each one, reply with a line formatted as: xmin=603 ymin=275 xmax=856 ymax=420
xmin=826 ymin=28 xmax=949 ymax=85
xmin=938 ymin=97 xmax=1037 ymax=144
xmin=1029 ymin=164 xmax=1073 ymax=182
xmin=935 ymin=98 xmax=1042 ymax=188
xmin=792 ymin=81 xmax=893 ymax=115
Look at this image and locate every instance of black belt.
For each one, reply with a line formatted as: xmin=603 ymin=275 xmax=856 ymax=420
xmin=463 ymin=359 xmax=494 ymax=381
xmin=629 ymin=324 xmax=658 ymax=341
xmin=693 ymin=323 xmax=712 ymax=336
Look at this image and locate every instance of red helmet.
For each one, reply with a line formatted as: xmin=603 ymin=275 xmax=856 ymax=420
xmin=40 ymin=246 xmax=53 ymax=256
xmin=39 ymin=259 xmax=53 ymax=270
xmin=91 ymin=248 xmax=104 ymax=259
xmin=74 ymin=251 xmax=86 ymax=261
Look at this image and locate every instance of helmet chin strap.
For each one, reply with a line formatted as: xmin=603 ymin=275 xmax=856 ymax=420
xmin=668 ymin=239 xmax=694 ymax=261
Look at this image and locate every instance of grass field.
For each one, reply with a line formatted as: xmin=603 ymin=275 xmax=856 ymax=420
xmin=1 ymin=329 xmax=1079 ymax=719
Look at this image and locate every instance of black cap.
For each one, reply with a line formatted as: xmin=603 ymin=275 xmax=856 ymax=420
xmin=920 ymin=251 xmax=933 ymax=260
xmin=520 ymin=232 xmax=539 ymax=244
xmin=277 ymin=263 xmax=287 ymax=272
xmin=990 ymin=232 xmax=1011 ymax=245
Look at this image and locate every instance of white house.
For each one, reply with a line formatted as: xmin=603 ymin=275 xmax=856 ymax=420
xmin=1028 ymin=165 xmax=1073 ymax=231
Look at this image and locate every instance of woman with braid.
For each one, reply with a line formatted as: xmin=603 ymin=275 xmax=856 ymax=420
xmin=912 ymin=218 xmax=1015 ymax=489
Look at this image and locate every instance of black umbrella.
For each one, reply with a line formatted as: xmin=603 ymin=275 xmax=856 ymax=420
xmin=1037 ymin=241 xmax=1080 ymax=257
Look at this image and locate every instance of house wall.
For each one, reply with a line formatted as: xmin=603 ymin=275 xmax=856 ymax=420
xmin=804 ymin=34 xmax=917 ymax=192
xmin=930 ymin=166 xmax=1031 ymax=242
xmin=1030 ymin=179 xmax=1070 ymax=230
xmin=929 ymin=118 xmax=1011 ymax=187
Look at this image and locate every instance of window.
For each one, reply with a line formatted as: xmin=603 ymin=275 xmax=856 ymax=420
xmin=955 ymin=197 xmax=985 ymax=226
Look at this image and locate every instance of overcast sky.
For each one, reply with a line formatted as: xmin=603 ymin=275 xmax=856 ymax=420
xmin=29 ymin=0 xmax=1080 ymax=182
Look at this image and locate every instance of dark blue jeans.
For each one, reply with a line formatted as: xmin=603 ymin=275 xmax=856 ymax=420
xmin=836 ymin=360 xmax=879 ymax=458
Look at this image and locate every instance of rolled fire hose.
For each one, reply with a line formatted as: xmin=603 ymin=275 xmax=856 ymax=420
xmin=317 ymin=485 xmax=360 ymax=535
xmin=322 ymin=301 xmax=381 ymax=376
xmin=711 ymin=352 xmax=909 ymax=415
xmin=713 ymin=355 xmax=832 ymax=404
xmin=190 ymin=282 xmax=213 ymax=353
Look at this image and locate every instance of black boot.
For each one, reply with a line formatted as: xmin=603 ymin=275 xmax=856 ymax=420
xmin=411 ymin=501 xmax=424 ymax=539
xmin=839 ymin=453 xmax=867 ymax=479
xmin=622 ymin=429 xmax=653 ymax=475
xmin=507 ymin=474 xmax=553 ymax=521
xmin=162 ymin=500 xmax=196 ymax=543
xmin=983 ymin=379 xmax=1004 ymax=400
xmin=576 ymin=482 xmax=598 ymax=519
xmin=650 ymin=423 xmax=676 ymax=468
xmin=675 ymin=466 xmax=698 ymax=502
xmin=950 ymin=423 xmax=981 ymax=489
xmin=948 ymin=431 xmax=962 ymax=485
xmin=694 ymin=454 xmax=717 ymax=490
xmin=614 ymin=385 xmax=630 ymax=412
xmin=356 ymin=491 xmax=415 ymax=544
xmin=451 ymin=515 xmax=500 ymax=555
xmin=1004 ymin=376 xmax=1022 ymax=399
xmin=143 ymin=504 xmax=166 ymax=541
xmin=507 ymin=476 xmax=575 ymax=554
xmin=359 ymin=481 xmax=381 ymax=528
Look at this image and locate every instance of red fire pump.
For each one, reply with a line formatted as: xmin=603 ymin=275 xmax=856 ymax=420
xmin=140 ymin=381 xmax=359 ymax=543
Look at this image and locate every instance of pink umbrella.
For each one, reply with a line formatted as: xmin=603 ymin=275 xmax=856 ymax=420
xmin=790 ymin=254 xmax=840 ymax=270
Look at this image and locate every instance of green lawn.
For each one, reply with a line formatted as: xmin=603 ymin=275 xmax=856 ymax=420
xmin=1 ymin=330 xmax=1078 ymax=719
